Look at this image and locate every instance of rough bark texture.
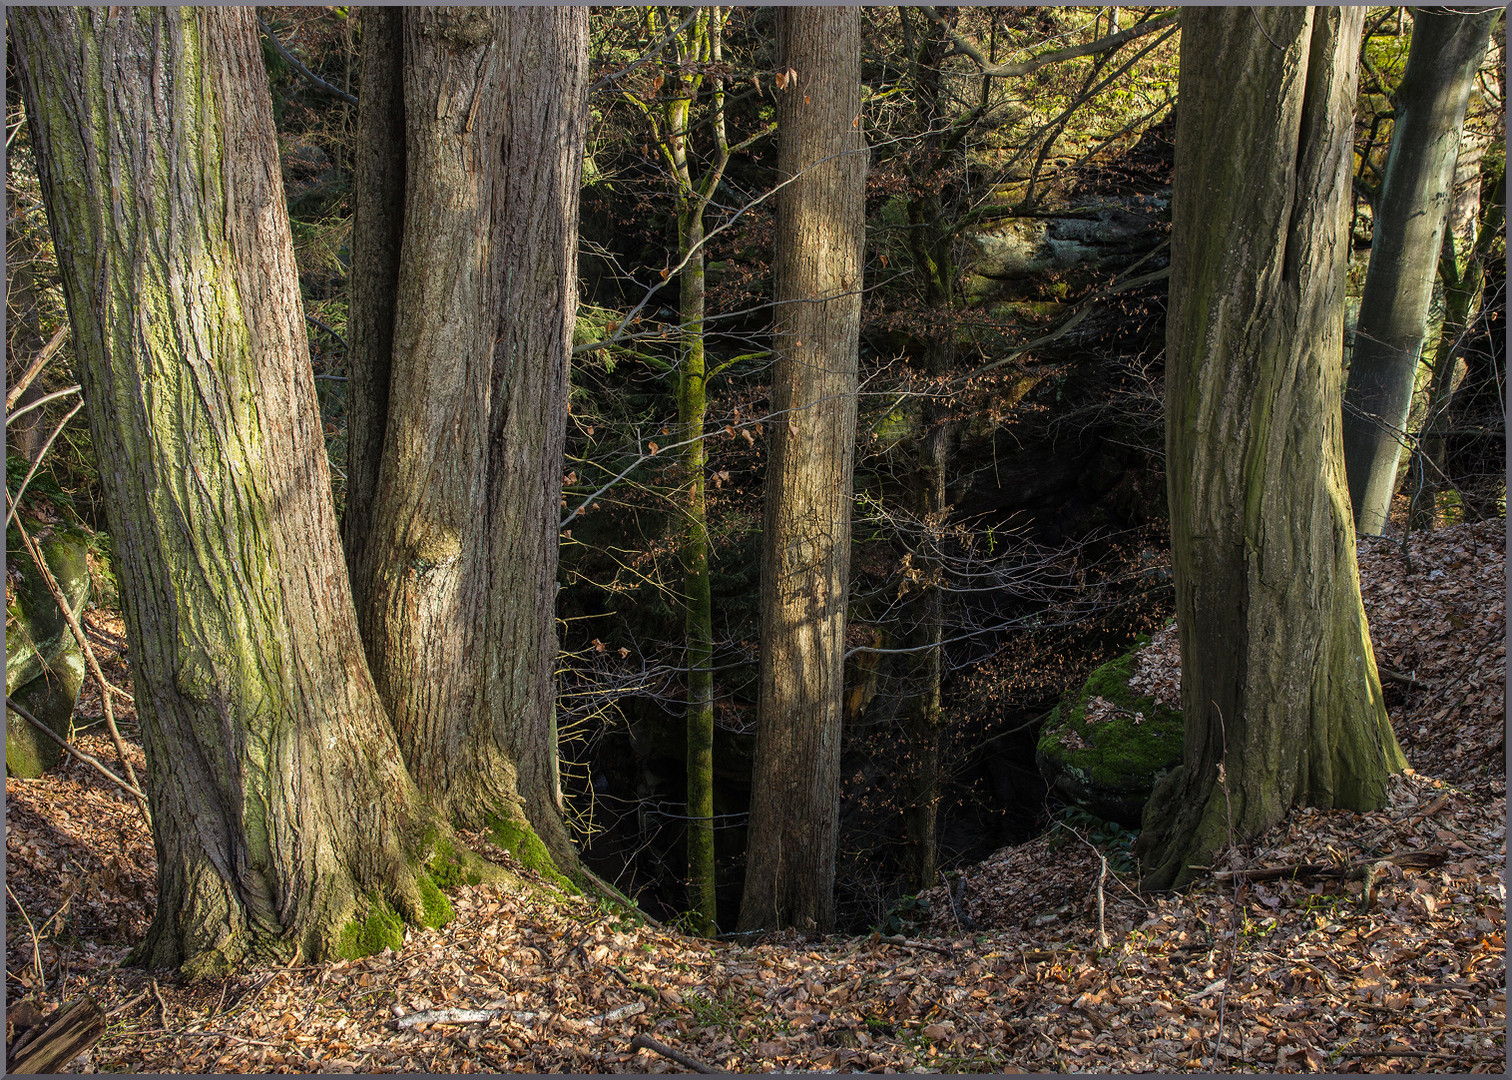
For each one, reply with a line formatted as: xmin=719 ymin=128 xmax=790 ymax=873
xmin=12 ymin=7 xmax=440 ymax=972
xmin=1341 ymin=7 xmax=1496 ymax=536
xmin=739 ymin=7 xmax=865 ymax=935
xmin=343 ymin=8 xmax=588 ymax=877
xmin=1136 ymin=7 xmax=1407 ymax=892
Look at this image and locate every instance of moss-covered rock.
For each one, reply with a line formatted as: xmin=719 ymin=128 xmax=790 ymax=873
xmin=1035 ymin=639 xmax=1182 ymax=827
xmin=6 ymin=525 xmax=93 ymax=778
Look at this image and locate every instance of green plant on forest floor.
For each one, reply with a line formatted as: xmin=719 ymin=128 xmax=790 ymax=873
xmin=1048 ymin=806 xmax=1138 ymax=875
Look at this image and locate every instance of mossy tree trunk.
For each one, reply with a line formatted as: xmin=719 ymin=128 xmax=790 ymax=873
xmin=1340 ymin=7 xmax=1497 ymax=536
xmin=1136 ymin=7 xmax=1407 ymax=892
xmin=1409 ymin=158 xmax=1505 ymax=528
xmin=12 ymin=7 xmax=447 ymax=973
xmin=738 ymin=7 xmax=866 ymax=935
xmin=343 ymin=7 xmax=589 ymax=878
xmin=620 ymin=7 xmax=745 ymax=935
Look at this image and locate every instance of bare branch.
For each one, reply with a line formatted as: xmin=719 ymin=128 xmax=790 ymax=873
xmin=921 ymin=8 xmax=1178 ymax=80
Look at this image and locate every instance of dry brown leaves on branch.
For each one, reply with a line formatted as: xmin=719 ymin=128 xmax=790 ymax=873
xmin=4 ymin=524 xmax=1505 ymax=1073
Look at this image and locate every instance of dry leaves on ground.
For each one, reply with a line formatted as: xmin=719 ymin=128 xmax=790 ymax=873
xmin=4 ymin=524 xmax=1505 ymax=1073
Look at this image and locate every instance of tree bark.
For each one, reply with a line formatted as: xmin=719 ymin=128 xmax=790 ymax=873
xmin=1341 ymin=7 xmax=1497 ymax=535
xmin=1136 ymin=7 xmax=1407 ymax=892
xmin=12 ymin=7 xmax=445 ymax=972
xmin=343 ymin=7 xmax=588 ymax=877
xmin=739 ymin=6 xmax=865 ymax=935
xmin=1409 ymin=158 xmax=1504 ymax=528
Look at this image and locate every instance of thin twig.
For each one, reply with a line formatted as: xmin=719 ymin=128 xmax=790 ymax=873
xmin=6 ymin=882 xmax=47 ymax=996
xmin=6 ymin=398 xmax=85 ymax=530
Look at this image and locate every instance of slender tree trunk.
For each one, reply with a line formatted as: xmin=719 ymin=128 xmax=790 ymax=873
xmin=676 ymin=203 xmax=718 ymax=935
xmin=739 ymin=6 xmax=865 ymax=935
xmin=902 ymin=414 xmax=948 ymax=890
xmin=1136 ymin=7 xmax=1406 ymax=892
xmin=13 ymin=7 xmax=447 ymax=973
xmin=343 ymin=7 xmax=589 ymax=876
xmin=1341 ymin=7 xmax=1497 ymax=535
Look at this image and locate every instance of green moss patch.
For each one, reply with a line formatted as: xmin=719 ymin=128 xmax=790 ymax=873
xmin=425 ymin=834 xmax=484 ymax=890
xmin=416 ymin=874 xmax=455 ymax=928
xmin=336 ymin=899 xmax=404 ymax=960
xmin=1036 ymin=638 xmax=1183 ymax=826
xmin=486 ymin=814 xmax=575 ymax=893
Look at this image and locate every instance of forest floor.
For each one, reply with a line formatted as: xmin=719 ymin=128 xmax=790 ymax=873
xmin=5 ymin=519 xmax=1505 ymax=1074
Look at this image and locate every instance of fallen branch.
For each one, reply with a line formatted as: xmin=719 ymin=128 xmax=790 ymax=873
xmin=879 ymin=934 xmax=955 ymax=957
xmin=1379 ymin=666 xmax=1432 ymax=690
xmin=396 ymin=1008 xmax=497 ymax=1029
xmin=6 ymin=996 xmax=104 ymax=1074
xmin=1212 ymin=848 xmax=1447 ymax=885
xmin=630 ymin=1033 xmax=722 ymax=1073
xmin=5 ymin=696 xmax=147 ymax=802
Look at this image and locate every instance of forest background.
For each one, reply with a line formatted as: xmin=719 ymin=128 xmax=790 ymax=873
xmin=5 ymin=0 xmax=1505 ymax=965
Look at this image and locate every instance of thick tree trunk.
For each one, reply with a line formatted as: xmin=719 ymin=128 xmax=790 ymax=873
xmin=1341 ymin=7 xmax=1497 ymax=535
xmin=739 ymin=6 xmax=865 ymax=935
xmin=1136 ymin=7 xmax=1406 ymax=892
xmin=12 ymin=7 xmax=446 ymax=972
xmin=343 ymin=8 xmax=588 ymax=878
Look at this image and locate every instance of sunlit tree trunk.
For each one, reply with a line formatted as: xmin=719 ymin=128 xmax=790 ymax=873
xmin=1136 ymin=7 xmax=1406 ymax=891
xmin=1341 ymin=7 xmax=1497 ymax=535
xmin=739 ymin=6 xmax=865 ymax=934
xmin=344 ymin=7 xmax=589 ymax=877
xmin=13 ymin=6 xmax=447 ymax=973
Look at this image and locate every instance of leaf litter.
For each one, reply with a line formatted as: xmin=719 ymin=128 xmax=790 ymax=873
xmin=5 ymin=522 xmax=1504 ymax=1072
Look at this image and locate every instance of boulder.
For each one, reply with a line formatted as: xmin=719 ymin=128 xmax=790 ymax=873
xmin=6 ymin=525 xmax=93 ymax=778
xmin=1035 ymin=639 xmax=1181 ymax=827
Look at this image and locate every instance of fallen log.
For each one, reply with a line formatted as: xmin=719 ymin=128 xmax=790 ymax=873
xmin=1212 ymin=848 xmax=1447 ymax=885
xmin=6 ymin=996 xmax=104 ymax=1074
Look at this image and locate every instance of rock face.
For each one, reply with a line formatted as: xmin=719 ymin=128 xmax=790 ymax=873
xmin=1035 ymin=640 xmax=1182 ymax=827
xmin=6 ymin=526 xmax=93 ymax=778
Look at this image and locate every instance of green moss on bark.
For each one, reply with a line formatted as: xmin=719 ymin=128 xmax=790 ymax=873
xmin=337 ymin=898 xmax=405 ymax=960
xmin=486 ymin=814 xmax=575 ymax=892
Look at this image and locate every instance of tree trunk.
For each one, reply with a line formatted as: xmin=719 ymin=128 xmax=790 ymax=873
xmin=677 ymin=203 xmax=718 ymax=936
xmin=1341 ymin=7 xmax=1497 ymax=535
xmin=1409 ymin=160 xmax=1505 ymax=528
xmin=739 ymin=6 xmax=865 ymax=935
xmin=1136 ymin=7 xmax=1407 ymax=892
xmin=343 ymin=8 xmax=588 ymax=880
xmin=13 ymin=7 xmax=447 ymax=972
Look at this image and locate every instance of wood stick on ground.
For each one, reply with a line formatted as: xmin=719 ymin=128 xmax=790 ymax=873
xmin=11 ymin=515 xmax=150 ymax=824
xmin=5 ymin=696 xmax=147 ymax=802
xmin=5 ymin=995 xmax=104 ymax=1074
xmin=1379 ymin=666 xmax=1432 ymax=690
xmin=1212 ymin=848 xmax=1447 ymax=884
xmin=879 ymin=934 xmax=955 ymax=956
xmin=630 ymin=1033 xmax=723 ymax=1073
